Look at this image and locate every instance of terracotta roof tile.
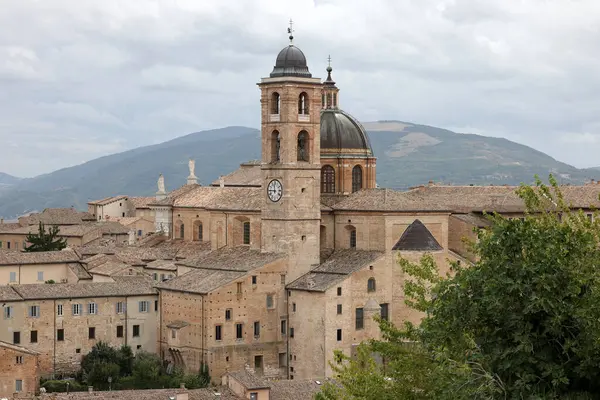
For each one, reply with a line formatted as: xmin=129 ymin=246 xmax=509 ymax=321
xmin=150 ymin=184 xmax=200 ymax=206
xmin=11 ymin=276 xmax=156 ymax=300
xmin=269 ymin=379 xmax=330 ymax=399
xmin=450 ymin=213 xmax=492 ymax=228
xmin=0 ymin=340 xmax=40 ymax=355
xmin=130 ymin=196 xmax=155 ymax=209
xmin=288 ymin=250 xmax=384 ymax=292
xmin=87 ymin=195 xmax=128 ymax=206
xmin=0 ymin=249 xmax=80 ymax=265
xmin=19 ymin=207 xmax=95 ymax=225
xmin=68 ymin=263 xmax=92 ymax=280
xmin=47 ymin=387 xmax=240 ymax=400
xmin=88 ymin=260 xmax=131 ymax=276
xmin=145 ymin=259 xmax=177 ymax=271
xmin=211 ymin=162 xmax=262 ymax=187
xmin=0 ymin=286 xmax=21 ymax=301
xmin=229 ymin=370 xmax=270 ymax=389
xmin=173 ymin=186 xmax=262 ymax=211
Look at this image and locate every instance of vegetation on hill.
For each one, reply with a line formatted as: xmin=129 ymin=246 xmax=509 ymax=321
xmin=24 ymin=223 xmax=68 ymax=252
xmin=1 ymin=122 xmax=598 ymax=219
xmin=318 ymin=176 xmax=600 ymax=399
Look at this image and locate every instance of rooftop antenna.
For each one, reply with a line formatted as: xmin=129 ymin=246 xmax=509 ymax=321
xmin=288 ymin=18 xmax=294 ymax=44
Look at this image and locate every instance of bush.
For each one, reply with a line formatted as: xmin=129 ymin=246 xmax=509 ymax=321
xmin=41 ymin=380 xmax=87 ymax=393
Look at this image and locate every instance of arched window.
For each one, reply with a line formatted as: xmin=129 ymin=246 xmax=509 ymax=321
xmin=271 ymin=92 xmax=280 ymax=114
xmin=180 ymin=223 xmax=185 ymax=239
xmin=321 ymin=92 xmax=325 ymax=108
xmin=297 ymin=131 xmax=309 ymax=161
xmin=326 ymin=93 xmax=332 ymax=108
xmin=367 ymin=278 xmax=376 ymax=292
xmin=271 ymin=130 xmax=280 ymax=162
xmin=197 ymin=223 xmax=203 ymax=241
xmin=298 ymin=92 xmax=309 ymax=115
xmin=321 ymin=166 xmax=335 ymax=194
xmin=243 ymin=221 xmax=251 ymax=245
xmin=349 ymin=227 xmax=357 ymax=249
xmin=352 ymin=165 xmax=363 ymax=193
xmin=333 ymin=93 xmax=337 ymax=107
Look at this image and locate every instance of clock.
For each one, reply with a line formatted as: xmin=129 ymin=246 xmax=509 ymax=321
xmin=267 ymin=179 xmax=283 ymax=202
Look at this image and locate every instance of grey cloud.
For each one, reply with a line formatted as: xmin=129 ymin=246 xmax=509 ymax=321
xmin=1 ymin=0 xmax=600 ymax=177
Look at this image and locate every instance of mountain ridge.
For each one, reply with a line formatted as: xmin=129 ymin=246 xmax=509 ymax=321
xmin=0 ymin=121 xmax=597 ymax=219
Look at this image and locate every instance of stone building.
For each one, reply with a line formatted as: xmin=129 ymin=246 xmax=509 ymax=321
xmin=129 ymin=29 xmax=600 ymax=383
xmin=0 ymin=276 xmax=158 ymax=377
xmin=0 ymin=249 xmax=91 ymax=285
xmin=0 ymin=340 xmax=40 ymax=397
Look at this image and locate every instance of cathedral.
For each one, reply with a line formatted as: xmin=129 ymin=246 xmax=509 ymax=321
xmin=141 ymin=29 xmax=600 ymax=382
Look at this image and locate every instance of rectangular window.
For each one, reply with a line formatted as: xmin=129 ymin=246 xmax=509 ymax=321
xmin=160 ymin=273 xmax=165 ymax=281
xmin=57 ymin=329 xmax=64 ymax=341
xmin=153 ymin=273 xmax=158 ymax=281
xmin=380 ymin=303 xmax=389 ymax=321
xmin=292 ymin=303 xmax=296 ymax=312
xmin=116 ymin=301 xmax=125 ymax=314
xmin=37 ymin=271 xmax=44 ymax=281
xmin=16 ymin=356 xmax=23 ymax=364
xmin=243 ymin=221 xmax=251 ymax=245
xmin=138 ymin=301 xmax=149 ymax=313
xmin=133 ymin=325 xmax=140 ymax=337
xmin=281 ymin=320 xmax=287 ymax=335
xmin=57 ymin=304 xmax=63 ymax=316
xmin=225 ymin=309 xmax=232 ymax=321
xmin=7 ymin=241 xmax=10 ymax=249
xmin=290 ymin=327 xmax=294 ymax=338
xmin=266 ymin=294 xmax=274 ymax=309
xmin=337 ymin=304 xmax=342 ymax=314
xmin=138 ymin=229 xmax=142 ymax=236
xmin=28 ymin=305 xmax=40 ymax=318
xmin=250 ymin=393 xmax=258 ymax=400
xmin=215 ymin=325 xmax=222 ymax=341
xmin=280 ymin=274 xmax=286 ymax=284
xmin=116 ymin=325 xmax=124 ymax=338
xmin=237 ymin=282 xmax=243 ymax=294
xmin=252 ymin=275 xmax=257 ymax=285
xmin=171 ymin=329 xmax=176 ymax=339
xmin=15 ymin=242 xmax=18 ymax=250
xmin=9 ymin=271 xmax=16 ymax=282
xmin=4 ymin=306 xmax=13 ymax=319
xmin=30 ymin=330 xmax=37 ymax=343
xmin=13 ymin=331 xmax=20 ymax=344
xmin=337 ymin=287 xmax=342 ymax=296
xmin=15 ymin=379 xmax=22 ymax=393
xmin=88 ymin=327 xmax=95 ymax=339
xmin=155 ymin=300 xmax=158 ymax=312
xmin=254 ymin=355 xmax=263 ymax=370
xmin=88 ymin=302 xmax=97 ymax=315
xmin=350 ymin=229 xmax=357 ymax=248
xmin=236 ymin=323 xmax=243 ymax=339
xmin=355 ymin=308 xmax=364 ymax=330
xmin=337 ymin=329 xmax=342 ymax=341
xmin=72 ymin=304 xmax=81 ymax=316
xmin=254 ymin=321 xmax=260 ymax=338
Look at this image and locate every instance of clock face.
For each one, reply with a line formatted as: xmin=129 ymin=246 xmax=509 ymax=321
xmin=267 ymin=179 xmax=283 ymax=202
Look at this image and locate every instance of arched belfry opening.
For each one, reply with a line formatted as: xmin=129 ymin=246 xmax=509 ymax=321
xmin=298 ymin=92 xmax=309 ymax=115
xmin=352 ymin=165 xmax=363 ymax=193
xmin=321 ymin=165 xmax=335 ymax=194
xmin=271 ymin=92 xmax=280 ymax=114
xmin=297 ymin=131 xmax=309 ymax=162
xmin=271 ymin=130 xmax=281 ymax=163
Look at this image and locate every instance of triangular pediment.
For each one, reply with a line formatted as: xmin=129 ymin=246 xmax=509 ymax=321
xmin=392 ymin=219 xmax=442 ymax=251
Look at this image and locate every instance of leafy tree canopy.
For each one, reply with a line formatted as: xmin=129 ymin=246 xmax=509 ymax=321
xmin=24 ymin=222 xmax=67 ymax=252
xmin=319 ymin=175 xmax=600 ymax=400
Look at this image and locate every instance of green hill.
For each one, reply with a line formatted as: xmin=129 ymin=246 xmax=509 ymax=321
xmin=0 ymin=121 xmax=597 ymax=219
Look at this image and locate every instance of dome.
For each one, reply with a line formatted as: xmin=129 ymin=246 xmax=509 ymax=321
xmin=270 ymin=45 xmax=312 ymax=78
xmin=321 ymin=109 xmax=374 ymax=156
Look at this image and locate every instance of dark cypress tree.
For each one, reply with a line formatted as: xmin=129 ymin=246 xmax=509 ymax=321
xmin=24 ymin=222 xmax=68 ymax=252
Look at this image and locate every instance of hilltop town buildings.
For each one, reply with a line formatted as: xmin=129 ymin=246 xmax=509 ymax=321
xmin=2 ymin=29 xmax=600 ymax=399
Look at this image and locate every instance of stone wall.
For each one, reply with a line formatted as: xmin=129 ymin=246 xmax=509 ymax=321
xmin=0 ymin=345 xmax=39 ymax=397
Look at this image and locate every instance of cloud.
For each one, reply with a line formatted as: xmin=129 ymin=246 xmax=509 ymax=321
xmin=0 ymin=0 xmax=600 ymax=177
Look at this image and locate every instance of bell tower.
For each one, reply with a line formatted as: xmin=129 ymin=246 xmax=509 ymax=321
xmin=258 ymin=22 xmax=322 ymax=281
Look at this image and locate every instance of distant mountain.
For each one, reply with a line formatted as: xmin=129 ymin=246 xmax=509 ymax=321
xmin=0 ymin=122 xmax=598 ymax=219
xmin=0 ymin=172 xmax=21 ymax=185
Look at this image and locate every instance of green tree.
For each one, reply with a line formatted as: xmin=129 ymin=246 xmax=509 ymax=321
xmin=24 ymin=222 xmax=67 ymax=252
xmin=320 ymin=175 xmax=600 ymax=399
xmin=131 ymin=351 xmax=162 ymax=389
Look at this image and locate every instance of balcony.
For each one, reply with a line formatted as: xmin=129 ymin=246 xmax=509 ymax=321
xmin=298 ymin=114 xmax=310 ymax=122
xmin=269 ymin=114 xmax=280 ymax=122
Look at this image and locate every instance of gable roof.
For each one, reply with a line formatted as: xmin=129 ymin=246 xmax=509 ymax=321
xmin=392 ymin=219 xmax=442 ymax=251
xmin=287 ymin=250 xmax=384 ymax=292
xmin=210 ymin=161 xmax=262 ymax=187
xmin=0 ymin=340 xmax=40 ymax=356
xmin=88 ymin=195 xmax=128 ymax=206
xmin=0 ymin=249 xmax=80 ymax=265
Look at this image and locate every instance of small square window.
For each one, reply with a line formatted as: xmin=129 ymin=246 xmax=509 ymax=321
xmin=37 ymin=271 xmax=44 ymax=281
xmin=76 ymin=348 xmax=81 ymax=353
xmin=16 ymin=356 xmax=23 ymax=364
xmin=88 ymin=302 xmax=97 ymax=315
xmin=137 ymin=345 xmax=142 ymax=350
xmin=225 ymin=309 xmax=232 ymax=321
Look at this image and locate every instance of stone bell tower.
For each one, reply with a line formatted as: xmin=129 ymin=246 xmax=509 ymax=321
xmin=258 ymin=22 xmax=322 ymax=282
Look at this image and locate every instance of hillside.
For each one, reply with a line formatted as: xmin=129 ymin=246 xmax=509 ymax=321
xmin=0 ymin=121 xmax=597 ymax=219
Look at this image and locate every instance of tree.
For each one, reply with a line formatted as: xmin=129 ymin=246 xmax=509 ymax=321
xmin=320 ymin=175 xmax=600 ymax=399
xmin=24 ymin=222 xmax=67 ymax=252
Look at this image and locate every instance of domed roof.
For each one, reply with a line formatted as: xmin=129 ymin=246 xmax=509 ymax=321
xmin=320 ymin=109 xmax=374 ymax=156
xmin=270 ymin=45 xmax=312 ymax=78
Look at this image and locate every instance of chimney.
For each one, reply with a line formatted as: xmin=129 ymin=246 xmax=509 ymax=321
xmin=219 ymin=176 xmax=225 ymax=188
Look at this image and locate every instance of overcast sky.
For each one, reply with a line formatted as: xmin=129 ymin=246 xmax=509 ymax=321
xmin=1 ymin=0 xmax=599 ymax=177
